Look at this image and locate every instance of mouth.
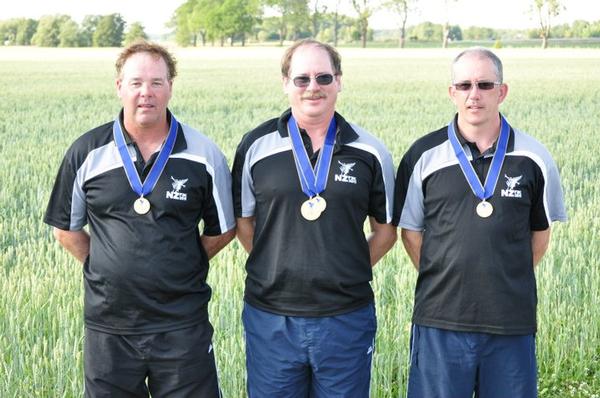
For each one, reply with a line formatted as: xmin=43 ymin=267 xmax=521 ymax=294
xmin=138 ymin=103 xmax=155 ymax=109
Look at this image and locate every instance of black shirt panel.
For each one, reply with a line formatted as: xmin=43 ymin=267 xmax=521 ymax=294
xmin=233 ymin=109 xmax=395 ymax=316
xmin=44 ymin=113 xmax=235 ymax=334
xmin=394 ymin=117 xmax=566 ymax=335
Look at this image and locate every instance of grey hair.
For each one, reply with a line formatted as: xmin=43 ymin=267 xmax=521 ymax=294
xmin=451 ymin=47 xmax=503 ymax=83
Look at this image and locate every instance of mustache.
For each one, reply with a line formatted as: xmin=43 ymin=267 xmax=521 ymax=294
xmin=301 ymin=91 xmax=326 ymax=100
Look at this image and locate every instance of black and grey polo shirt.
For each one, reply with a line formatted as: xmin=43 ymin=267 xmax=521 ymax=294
xmin=44 ymin=110 xmax=235 ymax=335
xmin=394 ymin=114 xmax=567 ymax=335
xmin=232 ymin=109 xmax=395 ymax=317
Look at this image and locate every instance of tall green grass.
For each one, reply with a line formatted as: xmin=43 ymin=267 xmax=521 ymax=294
xmin=0 ymin=47 xmax=598 ymax=397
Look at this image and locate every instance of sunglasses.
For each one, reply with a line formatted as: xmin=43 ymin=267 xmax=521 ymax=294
xmin=292 ymin=74 xmax=336 ymax=88
xmin=453 ymin=81 xmax=501 ymax=91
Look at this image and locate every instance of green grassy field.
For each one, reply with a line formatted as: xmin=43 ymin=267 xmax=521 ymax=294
xmin=0 ymin=46 xmax=599 ymax=397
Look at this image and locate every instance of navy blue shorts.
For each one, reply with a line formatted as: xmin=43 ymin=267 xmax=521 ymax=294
xmin=242 ymin=302 xmax=377 ymax=398
xmin=84 ymin=322 xmax=221 ymax=398
xmin=407 ymin=324 xmax=537 ymax=398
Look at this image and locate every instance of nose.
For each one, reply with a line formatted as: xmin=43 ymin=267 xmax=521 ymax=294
xmin=306 ymin=76 xmax=320 ymax=91
xmin=468 ymin=84 xmax=481 ymax=98
xmin=140 ymin=82 xmax=153 ymax=96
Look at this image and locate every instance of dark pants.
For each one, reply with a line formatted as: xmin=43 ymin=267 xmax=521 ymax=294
xmin=407 ymin=324 xmax=537 ymax=398
xmin=243 ymin=302 xmax=377 ymax=398
xmin=84 ymin=322 xmax=220 ymax=398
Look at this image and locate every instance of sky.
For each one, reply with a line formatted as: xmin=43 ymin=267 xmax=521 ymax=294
xmin=2 ymin=0 xmax=600 ymax=36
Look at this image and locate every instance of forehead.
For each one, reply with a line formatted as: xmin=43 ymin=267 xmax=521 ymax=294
xmin=289 ymin=44 xmax=334 ymax=75
xmin=452 ymin=54 xmax=497 ymax=80
xmin=121 ymin=52 xmax=169 ymax=79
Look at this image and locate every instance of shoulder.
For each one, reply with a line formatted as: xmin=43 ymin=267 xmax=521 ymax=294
xmin=347 ymin=123 xmax=393 ymax=161
xmin=401 ymin=126 xmax=450 ymax=168
xmin=178 ymin=123 xmax=228 ymax=167
xmin=64 ymin=121 xmax=115 ymax=165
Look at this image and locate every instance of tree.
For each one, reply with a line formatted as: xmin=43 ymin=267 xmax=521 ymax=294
xmin=12 ymin=19 xmax=37 ymax=45
xmin=93 ymin=14 xmax=125 ymax=47
xmin=31 ymin=15 xmax=71 ymax=47
xmin=351 ymin=0 xmax=374 ymax=48
xmin=384 ymin=0 xmax=415 ymax=48
xmin=533 ymin=0 xmax=563 ymax=49
xmin=123 ymin=22 xmax=148 ymax=46
xmin=0 ymin=19 xmax=20 ymax=45
xmin=80 ymin=15 xmax=101 ymax=47
xmin=59 ymin=19 xmax=80 ymax=47
xmin=264 ymin=0 xmax=310 ymax=46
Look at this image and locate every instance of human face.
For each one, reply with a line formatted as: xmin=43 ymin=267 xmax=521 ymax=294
xmin=116 ymin=52 xmax=173 ymax=130
xmin=449 ymin=54 xmax=508 ymax=129
xmin=283 ymin=44 xmax=341 ymax=124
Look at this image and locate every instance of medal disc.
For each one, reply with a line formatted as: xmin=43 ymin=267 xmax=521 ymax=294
xmin=314 ymin=196 xmax=327 ymax=212
xmin=134 ymin=197 xmax=151 ymax=215
xmin=476 ymin=201 xmax=493 ymax=218
xmin=301 ymin=199 xmax=321 ymax=221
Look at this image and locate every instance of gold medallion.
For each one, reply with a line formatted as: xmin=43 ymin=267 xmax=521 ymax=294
xmin=314 ymin=196 xmax=327 ymax=212
xmin=134 ymin=197 xmax=151 ymax=215
xmin=476 ymin=201 xmax=493 ymax=218
xmin=301 ymin=198 xmax=321 ymax=221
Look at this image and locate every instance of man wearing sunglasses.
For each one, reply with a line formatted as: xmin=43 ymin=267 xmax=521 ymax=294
xmin=394 ymin=47 xmax=567 ymax=397
xmin=232 ymin=39 xmax=396 ymax=397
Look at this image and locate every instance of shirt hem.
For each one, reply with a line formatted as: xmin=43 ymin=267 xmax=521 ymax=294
xmin=413 ymin=317 xmax=536 ymax=336
xmin=244 ymin=297 xmax=374 ymax=318
xmin=84 ymin=314 xmax=209 ymax=335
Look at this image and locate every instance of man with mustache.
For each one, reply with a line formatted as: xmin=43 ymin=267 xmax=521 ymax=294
xmin=394 ymin=47 xmax=567 ymax=397
xmin=44 ymin=41 xmax=235 ymax=397
xmin=232 ymin=39 xmax=397 ymax=397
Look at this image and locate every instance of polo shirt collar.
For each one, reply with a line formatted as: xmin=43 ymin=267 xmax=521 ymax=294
xmin=116 ymin=108 xmax=187 ymax=153
xmin=452 ymin=113 xmax=515 ymax=156
xmin=276 ymin=108 xmax=360 ymax=145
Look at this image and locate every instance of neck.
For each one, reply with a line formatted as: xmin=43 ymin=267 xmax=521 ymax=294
xmin=457 ymin=116 xmax=501 ymax=153
xmin=124 ymin=118 xmax=170 ymax=161
xmin=292 ymin=110 xmax=335 ymax=150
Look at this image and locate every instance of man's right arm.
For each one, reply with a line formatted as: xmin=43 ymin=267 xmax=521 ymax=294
xmin=236 ymin=216 xmax=255 ymax=254
xmin=53 ymin=228 xmax=90 ymax=264
xmin=401 ymin=228 xmax=422 ymax=270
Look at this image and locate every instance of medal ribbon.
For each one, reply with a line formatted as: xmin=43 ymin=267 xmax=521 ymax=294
xmin=288 ymin=115 xmax=337 ymax=198
xmin=447 ymin=114 xmax=510 ymax=201
xmin=113 ymin=113 xmax=178 ymax=198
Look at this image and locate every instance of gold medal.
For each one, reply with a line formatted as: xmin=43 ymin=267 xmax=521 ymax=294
xmin=301 ymin=198 xmax=321 ymax=221
xmin=476 ymin=201 xmax=493 ymax=218
xmin=314 ymin=196 xmax=327 ymax=212
xmin=134 ymin=197 xmax=151 ymax=215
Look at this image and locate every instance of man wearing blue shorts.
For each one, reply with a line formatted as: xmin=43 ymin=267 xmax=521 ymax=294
xmin=232 ymin=39 xmax=397 ymax=397
xmin=394 ymin=47 xmax=567 ymax=397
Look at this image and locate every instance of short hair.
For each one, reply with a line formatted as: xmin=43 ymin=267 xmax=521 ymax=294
xmin=115 ymin=40 xmax=177 ymax=80
xmin=281 ymin=39 xmax=342 ymax=77
xmin=451 ymin=47 xmax=503 ymax=83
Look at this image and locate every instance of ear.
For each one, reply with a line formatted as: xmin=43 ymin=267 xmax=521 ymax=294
xmin=448 ymin=85 xmax=457 ymax=105
xmin=283 ymin=76 xmax=290 ymax=94
xmin=336 ymin=75 xmax=342 ymax=93
xmin=116 ymin=78 xmax=122 ymax=98
xmin=497 ymin=83 xmax=509 ymax=104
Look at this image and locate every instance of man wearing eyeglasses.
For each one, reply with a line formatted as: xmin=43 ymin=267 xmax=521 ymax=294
xmin=394 ymin=47 xmax=567 ymax=397
xmin=232 ymin=39 xmax=396 ymax=397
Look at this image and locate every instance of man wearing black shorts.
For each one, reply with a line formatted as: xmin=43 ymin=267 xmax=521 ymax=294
xmin=395 ymin=47 xmax=567 ymax=397
xmin=44 ymin=41 xmax=235 ymax=397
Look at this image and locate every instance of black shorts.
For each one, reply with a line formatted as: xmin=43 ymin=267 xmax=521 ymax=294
xmin=84 ymin=322 xmax=220 ymax=398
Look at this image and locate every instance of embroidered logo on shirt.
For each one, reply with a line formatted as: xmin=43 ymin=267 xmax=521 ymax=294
xmin=334 ymin=161 xmax=357 ymax=184
xmin=501 ymin=174 xmax=523 ymax=198
xmin=166 ymin=176 xmax=188 ymax=201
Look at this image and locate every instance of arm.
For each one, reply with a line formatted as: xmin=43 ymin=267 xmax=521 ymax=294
xmin=53 ymin=227 xmax=90 ymax=264
xmin=401 ymin=228 xmax=422 ymax=270
xmin=367 ymin=217 xmax=397 ymax=267
xmin=532 ymin=228 xmax=551 ymax=268
xmin=201 ymin=228 xmax=236 ymax=260
xmin=236 ymin=216 xmax=255 ymax=254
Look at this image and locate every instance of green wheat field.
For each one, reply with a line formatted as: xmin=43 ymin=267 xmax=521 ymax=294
xmin=1 ymin=46 xmax=598 ymax=397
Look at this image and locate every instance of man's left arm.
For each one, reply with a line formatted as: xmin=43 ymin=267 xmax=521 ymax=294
xmin=367 ymin=217 xmax=397 ymax=267
xmin=532 ymin=228 xmax=551 ymax=268
xmin=201 ymin=228 xmax=236 ymax=260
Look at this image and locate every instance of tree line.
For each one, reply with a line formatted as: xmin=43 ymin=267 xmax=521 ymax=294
xmin=2 ymin=0 xmax=600 ymax=49
xmin=0 ymin=14 xmax=147 ymax=47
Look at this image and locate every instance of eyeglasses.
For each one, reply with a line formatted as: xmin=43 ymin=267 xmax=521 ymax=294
xmin=453 ymin=81 xmax=501 ymax=91
xmin=292 ymin=74 xmax=336 ymax=88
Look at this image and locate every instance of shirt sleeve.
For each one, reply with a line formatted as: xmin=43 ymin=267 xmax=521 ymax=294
xmin=232 ymin=135 xmax=256 ymax=218
xmin=201 ymin=151 xmax=235 ymax=236
xmin=393 ymin=151 xmax=425 ymax=231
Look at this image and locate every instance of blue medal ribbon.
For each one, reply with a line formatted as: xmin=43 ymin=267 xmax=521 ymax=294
xmin=288 ymin=115 xmax=337 ymax=198
xmin=113 ymin=113 xmax=178 ymax=199
xmin=447 ymin=114 xmax=510 ymax=201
